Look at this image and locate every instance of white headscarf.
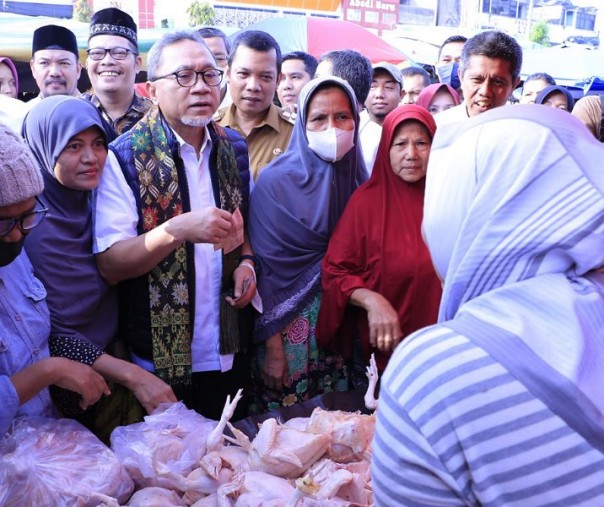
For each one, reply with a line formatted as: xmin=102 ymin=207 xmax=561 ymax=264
xmin=423 ymin=105 xmax=604 ymax=421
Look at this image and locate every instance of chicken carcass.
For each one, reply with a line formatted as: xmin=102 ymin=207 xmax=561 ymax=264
xmin=0 ymin=417 xmax=133 ymax=507
xmin=303 ymin=458 xmax=373 ymax=505
xmin=305 ymin=408 xmax=374 ymax=463
xmin=111 ymin=402 xmax=216 ymax=490
xmin=227 ymin=418 xmax=331 ymax=479
xmin=364 ymin=353 xmax=379 ymax=411
xmin=219 ymin=470 xmax=295 ymax=506
xmin=127 ymin=487 xmax=184 ymax=507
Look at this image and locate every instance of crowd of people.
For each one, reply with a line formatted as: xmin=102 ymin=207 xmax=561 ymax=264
xmin=1 ymin=8 xmax=604 ymax=505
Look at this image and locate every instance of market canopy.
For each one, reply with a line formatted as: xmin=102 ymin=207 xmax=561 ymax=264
xmin=230 ymin=16 xmax=409 ymax=64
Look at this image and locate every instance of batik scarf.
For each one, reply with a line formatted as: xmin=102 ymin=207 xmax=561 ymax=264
xmin=131 ymin=107 xmax=242 ymax=384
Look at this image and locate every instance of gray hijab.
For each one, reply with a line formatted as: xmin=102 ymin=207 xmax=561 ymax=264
xmin=249 ymin=76 xmax=368 ymax=341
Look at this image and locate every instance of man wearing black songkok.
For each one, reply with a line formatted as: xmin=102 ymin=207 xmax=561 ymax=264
xmin=29 ymin=24 xmax=82 ymax=105
xmin=83 ymin=8 xmax=151 ymax=140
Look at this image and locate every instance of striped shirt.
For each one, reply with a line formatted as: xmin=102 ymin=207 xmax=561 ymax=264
xmin=373 ymin=325 xmax=604 ymax=506
xmin=373 ymin=106 xmax=604 ymax=506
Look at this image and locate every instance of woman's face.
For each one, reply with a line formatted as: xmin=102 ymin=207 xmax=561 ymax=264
xmin=0 ymin=62 xmax=17 ymax=99
xmin=519 ymin=78 xmax=549 ymax=104
xmin=306 ymin=87 xmax=355 ymax=132
xmin=389 ymin=120 xmax=432 ymax=183
xmin=53 ymin=126 xmax=107 ymax=191
xmin=428 ymin=89 xmax=457 ymax=115
xmin=543 ymin=91 xmax=569 ymax=110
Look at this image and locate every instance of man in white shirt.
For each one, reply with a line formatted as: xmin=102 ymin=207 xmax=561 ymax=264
xmin=360 ymin=62 xmax=404 ymax=172
xmin=436 ymin=30 xmax=522 ymax=127
xmin=94 ymin=30 xmax=254 ymax=420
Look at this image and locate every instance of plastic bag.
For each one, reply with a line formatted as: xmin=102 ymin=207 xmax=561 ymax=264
xmin=0 ymin=416 xmax=134 ymax=507
xmin=110 ymin=402 xmax=216 ymax=491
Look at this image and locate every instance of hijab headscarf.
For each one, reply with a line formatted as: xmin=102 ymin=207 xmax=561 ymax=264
xmin=22 ymin=96 xmax=117 ymax=349
xmin=249 ymin=76 xmax=367 ymax=341
xmin=0 ymin=56 xmax=19 ymax=96
xmin=416 ymin=83 xmax=460 ymax=111
xmin=535 ymin=84 xmax=575 ymax=111
xmin=424 ymin=105 xmax=604 ymax=423
xmin=572 ymin=94 xmax=602 ymax=140
xmin=317 ymin=105 xmax=442 ymax=371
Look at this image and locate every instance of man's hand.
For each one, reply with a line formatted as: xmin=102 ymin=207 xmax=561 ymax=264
xmin=168 ymin=207 xmax=233 ymax=245
xmin=226 ymin=264 xmax=256 ymax=308
xmin=128 ymin=369 xmax=177 ymax=414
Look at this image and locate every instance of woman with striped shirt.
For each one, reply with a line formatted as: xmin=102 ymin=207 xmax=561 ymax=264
xmin=373 ymin=105 xmax=604 ymax=506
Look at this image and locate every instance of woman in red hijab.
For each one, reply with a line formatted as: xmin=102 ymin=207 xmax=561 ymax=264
xmin=416 ymin=82 xmax=460 ymax=115
xmin=317 ymin=105 xmax=442 ymax=376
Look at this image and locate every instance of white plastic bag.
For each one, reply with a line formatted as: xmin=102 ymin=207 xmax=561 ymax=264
xmin=0 ymin=416 xmax=134 ymax=507
xmin=110 ymin=402 xmax=215 ymax=491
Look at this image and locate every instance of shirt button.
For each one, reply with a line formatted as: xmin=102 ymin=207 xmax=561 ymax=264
xmin=15 ymin=314 xmax=22 ymax=321
xmin=33 ymin=347 xmax=40 ymax=355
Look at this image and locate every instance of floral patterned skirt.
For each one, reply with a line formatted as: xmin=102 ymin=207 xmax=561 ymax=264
xmin=248 ymin=293 xmax=349 ymax=415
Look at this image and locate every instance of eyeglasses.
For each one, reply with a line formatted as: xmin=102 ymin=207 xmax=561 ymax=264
xmin=0 ymin=197 xmax=48 ymax=238
xmin=150 ymin=69 xmax=224 ymax=88
xmin=86 ymin=47 xmax=139 ymax=61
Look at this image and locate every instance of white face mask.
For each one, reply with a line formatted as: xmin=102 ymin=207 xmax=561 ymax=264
xmin=306 ymin=127 xmax=355 ymax=163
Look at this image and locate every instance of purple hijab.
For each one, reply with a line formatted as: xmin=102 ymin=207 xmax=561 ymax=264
xmin=0 ymin=56 xmax=18 ymax=96
xmin=535 ymin=85 xmax=575 ymax=112
xmin=22 ymin=96 xmax=117 ymax=350
xmin=249 ymin=76 xmax=367 ymax=341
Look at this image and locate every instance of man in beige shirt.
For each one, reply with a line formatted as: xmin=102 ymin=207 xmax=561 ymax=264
xmin=214 ymin=30 xmax=294 ymax=180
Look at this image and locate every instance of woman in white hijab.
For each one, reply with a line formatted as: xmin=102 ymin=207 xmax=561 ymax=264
xmin=373 ymin=105 xmax=604 ymax=506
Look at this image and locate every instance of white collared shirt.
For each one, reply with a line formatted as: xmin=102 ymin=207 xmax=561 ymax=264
xmin=94 ymin=126 xmax=232 ymax=372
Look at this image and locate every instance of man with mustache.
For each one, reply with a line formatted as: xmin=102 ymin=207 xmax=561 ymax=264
xmin=435 ymin=30 xmax=522 ymax=127
xmin=83 ymin=8 xmax=151 ymax=141
xmin=94 ymin=31 xmax=255 ymax=421
xmin=28 ymin=25 xmax=82 ymax=109
xmin=0 ymin=123 xmax=109 ymax=437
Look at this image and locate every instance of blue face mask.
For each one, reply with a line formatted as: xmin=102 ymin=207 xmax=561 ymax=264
xmin=436 ymin=62 xmax=461 ymax=90
xmin=0 ymin=237 xmax=24 ymax=267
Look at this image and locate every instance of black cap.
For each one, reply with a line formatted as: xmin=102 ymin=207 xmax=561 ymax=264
xmin=32 ymin=25 xmax=79 ymax=59
xmin=89 ymin=8 xmax=137 ymax=48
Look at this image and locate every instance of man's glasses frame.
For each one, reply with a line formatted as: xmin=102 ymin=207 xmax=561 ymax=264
xmin=0 ymin=197 xmax=48 ymax=238
xmin=150 ymin=69 xmax=224 ymax=88
xmin=86 ymin=47 xmax=139 ymax=61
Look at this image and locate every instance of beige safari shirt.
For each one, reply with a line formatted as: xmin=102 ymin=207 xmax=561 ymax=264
xmin=215 ymin=103 xmax=294 ymax=180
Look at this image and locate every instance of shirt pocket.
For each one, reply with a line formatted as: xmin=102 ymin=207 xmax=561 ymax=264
xmin=23 ymin=276 xmax=51 ymax=350
xmin=25 ymin=276 xmax=49 ymax=317
xmin=0 ymin=274 xmax=49 ymax=374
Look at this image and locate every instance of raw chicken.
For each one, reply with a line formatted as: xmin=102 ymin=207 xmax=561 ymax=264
xmin=110 ymin=402 xmax=216 ymax=490
xmin=304 ymin=458 xmax=372 ymax=505
xmin=305 ymin=408 xmax=375 ymax=463
xmin=227 ymin=418 xmax=331 ymax=479
xmin=0 ymin=417 xmax=133 ymax=507
xmin=220 ymin=470 xmax=296 ymax=505
xmin=127 ymin=487 xmax=184 ymax=507
xmin=91 ymin=487 xmax=184 ymax=506
xmin=364 ymin=353 xmax=379 ymax=411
